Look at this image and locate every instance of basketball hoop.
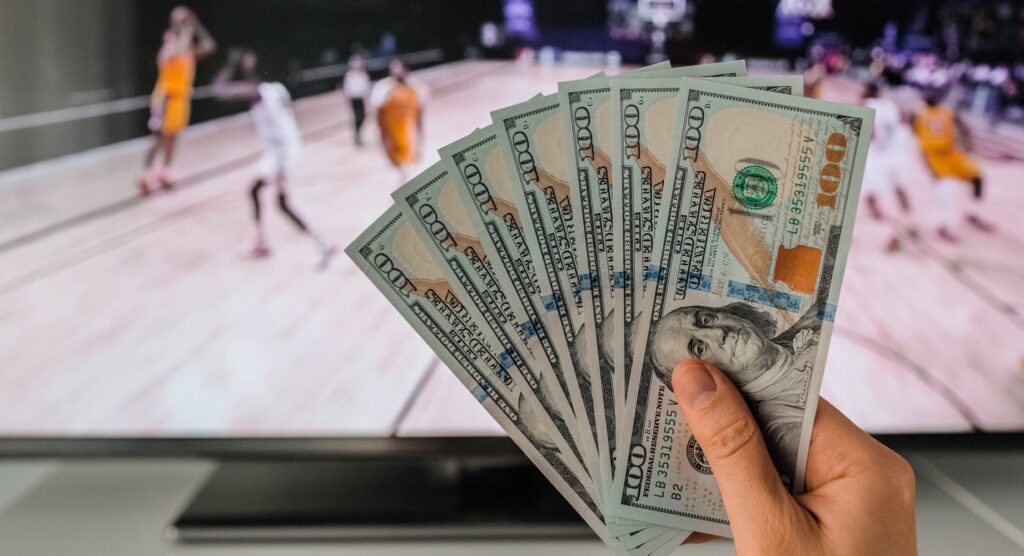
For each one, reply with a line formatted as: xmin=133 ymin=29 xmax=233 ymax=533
xmin=638 ymin=0 xmax=687 ymax=26
xmin=777 ymin=0 xmax=833 ymax=20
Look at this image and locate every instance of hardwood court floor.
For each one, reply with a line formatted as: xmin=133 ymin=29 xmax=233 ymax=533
xmin=0 ymin=61 xmax=1021 ymax=437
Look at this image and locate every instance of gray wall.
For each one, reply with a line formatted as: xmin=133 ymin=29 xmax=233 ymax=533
xmin=0 ymin=0 xmax=140 ymax=170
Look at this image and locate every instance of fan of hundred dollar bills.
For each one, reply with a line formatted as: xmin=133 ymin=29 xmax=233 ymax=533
xmin=346 ymin=60 xmax=874 ymax=555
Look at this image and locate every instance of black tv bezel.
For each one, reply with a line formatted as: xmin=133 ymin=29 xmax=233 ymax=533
xmin=0 ymin=432 xmax=1020 ymax=458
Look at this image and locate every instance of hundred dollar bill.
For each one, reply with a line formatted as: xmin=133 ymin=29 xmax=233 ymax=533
xmin=610 ymin=71 xmax=812 ymax=453
xmin=348 ymin=205 xmax=674 ymax=554
xmin=393 ymin=162 xmax=589 ymax=468
xmin=440 ymin=119 xmax=676 ymax=538
xmin=345 ymin=206 xmax=604 ymax=506
xmin=614 ymin=76 xmax=803 ymax=329
xmin=436 ymin=125 xmax=602 ymax=493
xmin=608 ymin=68 xmax=749 ymax=439
xmin=617 ymin=524 xmax=684 ymax=551
xmin=703 ymin=75 xmax=806 ymax=97
xmin=556 ymin=68 xmax=742 ymax=547
xmin=611 ymin=76 xmax=805 ymax=465
xmin=493 ymin=89 xmax=684 ymax=542
xmin=348 ymin=208 xmax=676 ymax=556
xmin=559 ymin=62 xmax=753 ymax=493
xmin=611 ymin=78 xmax=874 ymax=535
xmin=491 ymin=93 xmax=602 ymax=482
xmin=606 ymin=76 xmax=804 ymax=543
xmin=489 ymin=93 xmax=686 ymax=541
xmin=629 ymin=60 xmax=746 ymax=80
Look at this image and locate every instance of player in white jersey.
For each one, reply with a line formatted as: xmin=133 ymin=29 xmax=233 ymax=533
xmin=862 ymin=82 xmax=913 ymax=252
xmin=340 ymin=54 xmax=371 ymax=147
xmin=213 ymin=50 xmax=336 ymax=269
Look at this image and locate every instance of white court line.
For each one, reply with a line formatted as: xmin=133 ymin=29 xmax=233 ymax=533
xmin=913 ymin=455 xmax=1024 ymax=550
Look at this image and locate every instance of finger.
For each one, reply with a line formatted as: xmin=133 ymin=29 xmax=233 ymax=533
xmin=798 ymin=398 xmax=917 ymax=548
xmin=804 ymin=399 xmax=901 ymax=491
xmin=673 ymin=359 xmax=793 ymax=528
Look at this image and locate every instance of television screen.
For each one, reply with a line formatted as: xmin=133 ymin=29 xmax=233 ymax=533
xmin=1 ymin=0 xmax=1021 ymax=441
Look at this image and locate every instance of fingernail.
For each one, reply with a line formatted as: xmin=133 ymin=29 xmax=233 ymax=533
xmin=674 ymin=360 xmax=717 ymax=410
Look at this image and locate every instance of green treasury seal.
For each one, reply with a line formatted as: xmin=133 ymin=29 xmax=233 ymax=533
xmin=732 ymin=165 xmax=777 ymax=210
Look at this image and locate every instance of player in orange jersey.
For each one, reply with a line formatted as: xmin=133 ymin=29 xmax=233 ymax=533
xmin=912 ymin=90 xmax=993 ymax=242
xmin=371 ymin=60 xmax=429 ymax=184
xmin=140 ymin=6 xmax=216 ymax=196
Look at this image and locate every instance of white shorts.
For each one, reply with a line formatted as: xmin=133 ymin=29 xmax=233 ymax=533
xmin=863 ymin=124 xmax=917 ymax=196
xmin=256 ymin=145 xmax=300 ymax=180
xmin=862 ymin=148 xmax=902 ymax=196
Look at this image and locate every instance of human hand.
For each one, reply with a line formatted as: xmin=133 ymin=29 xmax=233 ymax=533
xmin=673 ymin=359 xmax=917 ymax=555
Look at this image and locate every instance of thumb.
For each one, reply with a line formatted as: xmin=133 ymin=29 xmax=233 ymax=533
xmin=672 ymin=359 xmax=793 ymax=534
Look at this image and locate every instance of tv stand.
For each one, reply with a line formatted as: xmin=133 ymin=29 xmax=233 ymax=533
xmin=167 ymin=438 xmax=592 ymax=542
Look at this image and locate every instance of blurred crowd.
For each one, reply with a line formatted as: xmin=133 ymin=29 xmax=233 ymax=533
xmin=873 ymin=1 xmax=1024 ymax=126
xmin=873 ymin=50 xmax=1022 ymax=127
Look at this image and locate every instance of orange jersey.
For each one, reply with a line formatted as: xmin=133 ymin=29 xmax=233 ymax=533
xmin=158 ymin=54 xmax=196 ymax=97
xmin=152 ymin=54 xmax=195 ymax=135
xmin=913 ymin=105 xmax=957 ymax=155
xmin=913 ymin=106 xmax=979 ymax=180
xmin=377 ymin=85 xmax=420 ymax=166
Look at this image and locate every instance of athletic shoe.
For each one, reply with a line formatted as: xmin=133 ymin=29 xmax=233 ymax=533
xmin=937 ymin=226 xmax=958 ymax=243
xmin=966 ymin=214 xmax=995 ymax=233
xmin=157 ymin=168 xmax=176 ymax=191
xmin=248 ymin=244 xmax=272 ymax=258
xmin=885 ymin=237 xmax=901 ymax=253
xmin=139 ymin=170 xmax=160 ymax=197
xmin=317 ymin=245 xmax=338 ymax=271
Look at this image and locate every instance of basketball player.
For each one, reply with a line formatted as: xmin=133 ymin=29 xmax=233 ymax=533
xmin=805 ymin=61 xmax=826 ymax=100
xmin=369 ymin=60 xmax=430 ymax=118
xmin=861 ymin=82 xmax=912 ymax=252
xmin=214 ymin=51 xmax=336 ymax=269
xmin=912 ymin=90 xmax=993 ymax=242
xmin=340 ymin=54 xmax=371 ymax=147
xmin=140 ymin=6 xmax=216 ymax=196
xmin=370 ymin=60 xmax=427 ymax=183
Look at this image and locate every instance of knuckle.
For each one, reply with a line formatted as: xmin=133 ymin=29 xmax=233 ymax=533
xmin=868 ymin=447 xmax=916 ymax=508
xmin=889 ymin=455 xmax=916 ymax=503
xmin=701 ymin=412 xmax=758 ymax=461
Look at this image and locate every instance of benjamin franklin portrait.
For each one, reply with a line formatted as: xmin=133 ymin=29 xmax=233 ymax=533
xmin=645 ymin=301 xmax=824 ymax=486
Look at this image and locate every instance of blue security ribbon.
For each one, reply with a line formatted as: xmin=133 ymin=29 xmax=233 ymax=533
xmin=497 ymin=351 xmax=515 ymax=369
xmin=542 ymin=294 xmax=558 ymax=311
xmin=677 ymin=272 xmax=712 ymax=292
xmin=726 ymin=281 xmax=805 ymax=313
xmin=520 ymin=321 xmax=537 ymax=340
xmin=470 ymin=385 xmax=488 ymax=402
